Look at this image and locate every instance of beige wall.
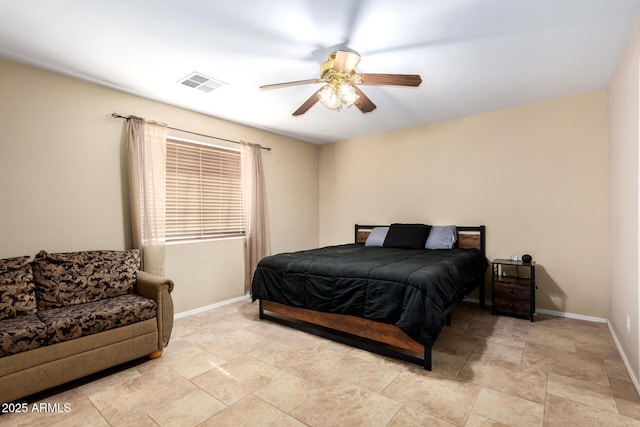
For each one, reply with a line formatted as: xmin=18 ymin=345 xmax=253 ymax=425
xmin=0 ymin=58 xmax=319 ymax=314
xmin=320 ymin=90 xmax=609 ymax=318
xmin=608 ymin=17 xmax=640 ymax=383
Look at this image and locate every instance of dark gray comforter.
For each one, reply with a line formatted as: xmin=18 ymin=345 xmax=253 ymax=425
xmin=252 ymin=244 xmax=488 ymax=347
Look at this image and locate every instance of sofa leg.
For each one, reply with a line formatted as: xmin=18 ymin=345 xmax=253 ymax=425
xmin=148 ymin=349 xmax=163 ymax=359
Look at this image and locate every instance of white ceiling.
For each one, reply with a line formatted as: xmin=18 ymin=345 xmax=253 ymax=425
xmin=0 ymin=0 xmax=639 ymax=144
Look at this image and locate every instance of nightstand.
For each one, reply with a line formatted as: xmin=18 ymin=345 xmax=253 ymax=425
xmin=491 ymin=259 xmax=536 ymax=321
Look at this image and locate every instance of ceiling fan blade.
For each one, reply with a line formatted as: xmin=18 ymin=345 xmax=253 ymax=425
xmin=292 ymin=88 xmax=322 ymax=116
xmin=359 ymin=73 xmax=422 ymax=87
xmin=353 ymin=86 xmax=376 ymax=113
xmin=260 ymin=78 xmax=322 ymax=90
xmin=333 ymin=50 xmax=361 ymax=74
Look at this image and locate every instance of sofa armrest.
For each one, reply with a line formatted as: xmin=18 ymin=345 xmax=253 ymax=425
xmin=136 ymin=271 xmax=174 ymax=348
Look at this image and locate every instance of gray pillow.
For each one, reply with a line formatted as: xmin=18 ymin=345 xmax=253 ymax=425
xmin=425 ymin=225 xmax=457 ymax=249
xmin=364 ymin=227 xmax=389 ymax=247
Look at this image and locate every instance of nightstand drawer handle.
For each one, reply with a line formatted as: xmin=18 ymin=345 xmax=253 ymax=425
xmin=509 ymin=288 xmax=514 ymax=293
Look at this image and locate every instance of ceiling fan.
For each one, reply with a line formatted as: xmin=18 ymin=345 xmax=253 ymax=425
xmin=260 ymin=50 xmax=422 ymax=116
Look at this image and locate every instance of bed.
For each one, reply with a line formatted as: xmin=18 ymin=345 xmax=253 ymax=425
xmin=251 ymin=224 xmax=488 ymax=370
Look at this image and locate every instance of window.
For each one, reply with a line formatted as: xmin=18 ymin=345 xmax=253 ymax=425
xmin=166 ymin=137 xmax=244 ymax=242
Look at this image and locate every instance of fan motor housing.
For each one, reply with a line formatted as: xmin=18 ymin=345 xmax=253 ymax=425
xmin=320 ymin=53 xmax=336 ymax=78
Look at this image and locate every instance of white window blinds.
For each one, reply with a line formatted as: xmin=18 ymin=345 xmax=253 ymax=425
xmin=166 ymin=138 xmax=245 ymax=241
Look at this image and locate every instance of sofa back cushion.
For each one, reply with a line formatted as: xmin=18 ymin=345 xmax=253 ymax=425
xmin=0 ymin=256 xmax=38 ymax=320
xmin=32 ymin=249 xmax=140 ymax=310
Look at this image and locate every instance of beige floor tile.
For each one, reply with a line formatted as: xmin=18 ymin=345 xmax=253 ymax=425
xmin=523 ymin=342 xmax=610 ymax=385
xmin=464 ymin=413 xmax=510 ymax=426
xmin=387 ymin=404 xmax=456 ymax=426
xmin=607 ymin=359 xmax=635 ymax=382
xmin=574 ymin=330 xmax=621 ymax=359
xmin=525 ymin=327 xmax=576 ymax=352
xmin=426 ymin=349 xmax=473 ymax=379
xmin=199 ymin=395 xmax=305 ymax=426
xmin=570 ymin=320 xmax=611 ymax=338
xmin=544 ymin=394 xmax=640 ymax=427
xmin=335 ymin=355 xmax=402 ymax=392
xmin=244 ymin=319 xmax=328 ymax=349
xmin=86 ymin=366 xmax=198 ymax=425
xmin=529 ymin=317 xmax=577 ymax=336
xmin=430 ymin=331 xmax=479 ymax=376
xmin=612 ymin=378 xmax=640 ymax=403
xmin=136 ymin=338 xmax=227 ymax=379
xmin=531 ymin=315 xmax=585 ymax=331
xmin=147 ymin=389 xmax=226 ymax=426
xmin=434 ymin=329 xmax=480 ymax=357
xmin=617 ymin=398 xmax=640 ymax=421
xmin=467 ymin=339 xmax=524 ymax=365
xmin=247 ymin=339 xmax=297 ymax=365
xmin=74 ymin=366 xmax=143 ymax=396
xmin=472 ymin=311 xmax=532 ymax=335
xmin=458 ymin=356 xmax=547 ymax=404
xmin=382 ymin=372 xmax=481 ymax=425
xmin=461 ymin=322 xmax=527 ymax=349
xmin=196 ymin=329 xmax=268 ymax=360
xmin=546 ymin=372 xmax=617 ymax=412
xmin=610 ymin=376 xmax=640 ymax=419
xmin=172 ymin=315 xmax=222 ymax=341
xmin=470 ymin=308 xmax=507 ymax=326
xmin=271 ymin=345 xmax=356 ymax=385
xmin=191 ymin=354 xmax=286 ymax=405
xmin=339 ymin=345 xmax=419 ymax=373
xmin=315 ymin=336 xmax=358 ymax=353
xmin=253 ymin=372 xmax=320 ymax=412
xmin=472 ymin=388 xmax=544 ymax=427
xmin=119 ymin=415 xmax=160 ymax=427
xmin=291 ymin=379 xmax=402 ymax=427
xmin=199 ymin=312 xmax=258 ymax=334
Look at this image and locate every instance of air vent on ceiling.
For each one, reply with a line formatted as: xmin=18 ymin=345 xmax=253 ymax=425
xmin=178 ymin=72 xmax=226 ymax=93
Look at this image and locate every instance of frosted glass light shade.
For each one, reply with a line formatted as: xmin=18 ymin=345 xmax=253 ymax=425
xmin=339 ymin=83 xmax=359 ymax=106
xmin=318 ymin=84 xmax=341 ymax=109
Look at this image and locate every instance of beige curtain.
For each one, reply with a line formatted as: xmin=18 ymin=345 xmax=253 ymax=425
xmin=240 ymin=141 xmax=270 ymax=294
xmin=127 ymin=116 xmax=167 ymax=276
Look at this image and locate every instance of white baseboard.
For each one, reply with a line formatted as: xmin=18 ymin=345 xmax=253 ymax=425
xmin=174 ymin=294 xmax=251 ymax=319
xmin=608 ymin=323 xmax=640 ymax=396
xmin=463 ymin=298 xmax=608 ymax=323
xmin=534 ymin=308 xmax=607 ymax=324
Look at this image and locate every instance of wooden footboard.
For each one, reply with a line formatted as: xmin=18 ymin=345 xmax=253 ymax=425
xmin=261 ymin=300 xmax=423 ymax=353
xmin=260 ymin=300 xmax=431 ymax=369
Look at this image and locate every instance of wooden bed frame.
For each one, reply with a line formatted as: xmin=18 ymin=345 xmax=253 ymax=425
xmin=258 ymin=224 xmax=486 ymax=370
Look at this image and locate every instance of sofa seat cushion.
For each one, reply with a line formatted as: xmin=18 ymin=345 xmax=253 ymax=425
xmin=32 ymin=249 xmax=140 ymax=310
xmin=38 ymin=294 xmax=157 ymax=345
xmin=0 ymin=256 xmax=38 ymax=321
xmin=0 ymin=314 xmax=47 ymax=358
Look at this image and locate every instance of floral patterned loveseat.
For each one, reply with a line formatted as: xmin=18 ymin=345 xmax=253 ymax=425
xmin=0 ymin=249 xmax=174 ymax=404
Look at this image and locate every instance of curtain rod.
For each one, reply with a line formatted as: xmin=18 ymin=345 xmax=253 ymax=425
xmin=110 ymin=113 xmax=271 ymax=151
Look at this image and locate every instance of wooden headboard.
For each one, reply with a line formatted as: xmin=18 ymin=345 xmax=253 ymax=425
xmin=355 ymin=224 xmax=486 ymax=255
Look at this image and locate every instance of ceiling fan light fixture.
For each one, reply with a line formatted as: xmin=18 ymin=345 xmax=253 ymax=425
xmin=339 ymin=83 xmax=359 ymax=107
xmin=261 ymin=49 xmax=420 ymax=116
xmin=318 ymin=84 xmax=341 ymax=110
xmin=318 ymin=81 xmax=359 ymax=110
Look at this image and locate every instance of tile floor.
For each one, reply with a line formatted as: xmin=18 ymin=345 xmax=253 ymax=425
xmin=2 ymin=300 xmax=640 ymax=426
